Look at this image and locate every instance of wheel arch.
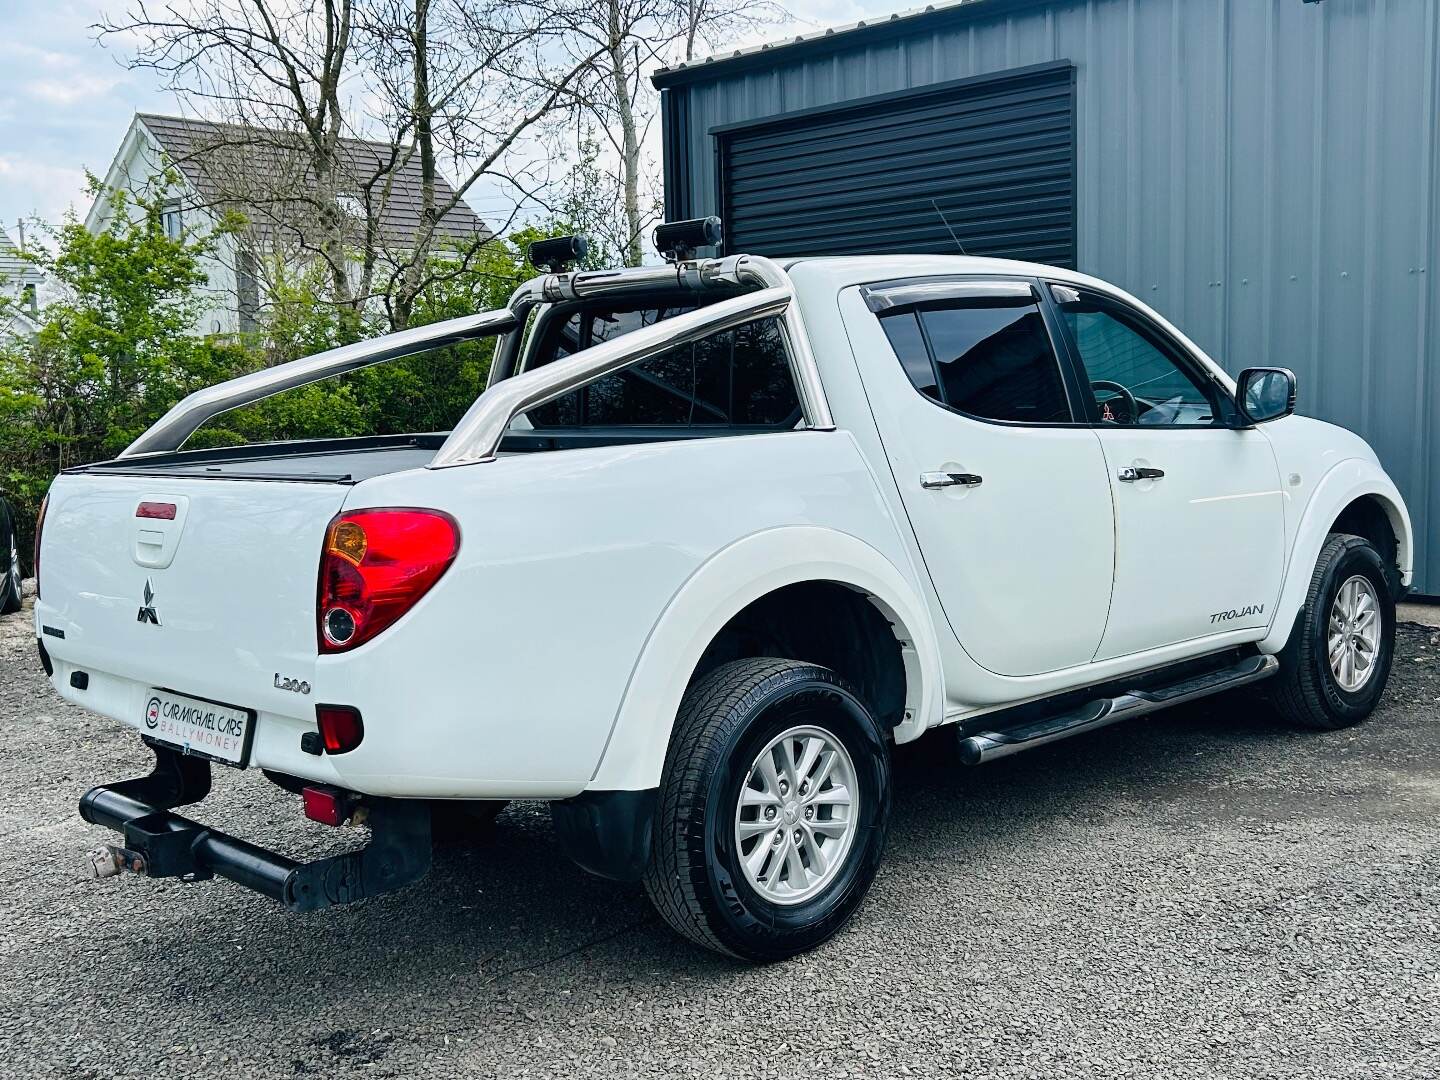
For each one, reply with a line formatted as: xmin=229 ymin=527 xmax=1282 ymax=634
xmin=1260 ymin=459 xmax=1413 ymax=655
xmin=1329 ymin=492 xmax=1407 ymax=594
xmin=587 ymin=526 xmax=943 ymax=792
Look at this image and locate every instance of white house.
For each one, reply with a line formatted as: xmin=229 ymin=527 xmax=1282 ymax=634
xmin=86 ymin=114 xmax=490 ymax=337
xmin=0 ymin=227 xmax=44 ymax=342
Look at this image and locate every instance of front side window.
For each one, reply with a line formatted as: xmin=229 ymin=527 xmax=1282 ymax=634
xmin=879 ymin=296 xmax=1072 ymax=424
xmin=528 ymin=310 xmax=800 ymax=429
xmin=1053 ymin=286 xmax=1220 ymax=427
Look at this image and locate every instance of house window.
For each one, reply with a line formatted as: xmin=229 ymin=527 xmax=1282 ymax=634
xmin=161 ymin=201 xmax=183 ymax=240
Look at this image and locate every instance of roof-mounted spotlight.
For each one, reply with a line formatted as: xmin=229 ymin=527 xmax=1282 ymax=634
xmin=528 ymin=234 xmax=589 ymax=273
xmin=654 ymin=216 xmax=723 ymax=262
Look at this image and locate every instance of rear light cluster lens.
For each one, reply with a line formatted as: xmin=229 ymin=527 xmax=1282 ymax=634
xmin=315 ymin=705 xmax=365 ymax=754
xmin=33 ymin=494 xmax=48 ymax=600
xmin=301 ymin=783 xmax=353 ymax=825
xmin=317 ymin=508 xmax=459 ymax=653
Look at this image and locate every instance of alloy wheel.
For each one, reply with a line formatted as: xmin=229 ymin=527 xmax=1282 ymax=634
xmin=1328 ymin=574 xmax=1381 ymax=693
xmin=733 ymin=724 xmax=858 ymax=905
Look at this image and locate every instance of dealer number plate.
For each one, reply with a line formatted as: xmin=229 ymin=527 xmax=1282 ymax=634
xmin=142 ymin=689 xmax=254 ymax=767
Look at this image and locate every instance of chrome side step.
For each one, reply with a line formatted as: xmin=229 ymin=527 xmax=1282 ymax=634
xmin=957 ymin=654 xmax=1280 ymax=766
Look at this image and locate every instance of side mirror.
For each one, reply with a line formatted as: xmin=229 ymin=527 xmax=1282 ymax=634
xmin=1235 ymin=367 xmax=1296 ymax=425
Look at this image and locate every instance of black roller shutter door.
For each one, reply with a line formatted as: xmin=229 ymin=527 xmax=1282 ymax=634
xmin=717 ymin=63 xmax=1075 ymax=266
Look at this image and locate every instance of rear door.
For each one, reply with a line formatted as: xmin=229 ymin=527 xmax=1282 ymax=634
xmin=1045 ymin=282 xmax=1286 ymax=659
xmin=843 ymin=278 xmax=1115 ymax=677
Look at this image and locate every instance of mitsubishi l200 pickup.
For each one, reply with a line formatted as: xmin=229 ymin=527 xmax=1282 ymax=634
xmin=35 ymin=220 xmax=1411 ymax=960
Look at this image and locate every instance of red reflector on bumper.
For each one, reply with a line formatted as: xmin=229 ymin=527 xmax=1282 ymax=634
xmin=135 ymin=501 xmax=177 ymax=520
xmin=301 ymin=785 xmax=349 ymax=827
xmin=315 ymin=704 xmax=364 ymax=754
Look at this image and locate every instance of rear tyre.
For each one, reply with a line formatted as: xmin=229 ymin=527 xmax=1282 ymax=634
xmin=1271 ymin=533 xmax=1396 ymax=731
xmin=0 ymin=500 xmax=21 ymax=616
xmin=643 ymin=658 xmax=891 ymax=962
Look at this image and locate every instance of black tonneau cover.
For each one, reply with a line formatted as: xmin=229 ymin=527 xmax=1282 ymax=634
xmin=71 ymin=434 xmax=448 ymax=484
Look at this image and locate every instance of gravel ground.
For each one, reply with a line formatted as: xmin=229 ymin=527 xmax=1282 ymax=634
xmin=1 ymin=582 xmax=1437 ymax=1079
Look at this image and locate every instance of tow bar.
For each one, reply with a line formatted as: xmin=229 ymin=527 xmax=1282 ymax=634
xmin=79 ymin=743 xmax=431 ymax=912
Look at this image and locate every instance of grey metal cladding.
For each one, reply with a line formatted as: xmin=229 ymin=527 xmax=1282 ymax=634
xmin=660 ymin=0 xmax=1440 ymax=594
xmin=716 ymin=64 xmax=1075 ymax=265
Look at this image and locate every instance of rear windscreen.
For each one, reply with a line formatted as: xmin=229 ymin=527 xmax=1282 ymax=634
xmin=525 ymin=304 xmax=801 ymax=430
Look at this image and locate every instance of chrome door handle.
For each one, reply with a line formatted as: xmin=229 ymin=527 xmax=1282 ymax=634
xmin=920 ymin=471 xmax=983 ymax=490
xmin=1118 ymin=466 xmax=1165 ymax=482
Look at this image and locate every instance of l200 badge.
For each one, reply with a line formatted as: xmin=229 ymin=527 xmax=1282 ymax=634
xmin=274 ymin=673 xmax=312 ymax=695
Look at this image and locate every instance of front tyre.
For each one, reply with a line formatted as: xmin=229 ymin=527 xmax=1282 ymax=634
xmin=1271 ymin=534 xmax=1396 ymax=730
xmin=643 ymin=658 xmax=891 ymax=961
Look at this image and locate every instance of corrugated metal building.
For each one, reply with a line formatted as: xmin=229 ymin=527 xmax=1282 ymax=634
xmin=655 ymin=0 xmax=1440 ymax=594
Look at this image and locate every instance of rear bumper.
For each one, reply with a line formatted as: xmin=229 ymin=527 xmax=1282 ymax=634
xmin=38 ymin=643 xmax=586 ymax=799
xmin=79 ymin=744 xmax=432 ymax=912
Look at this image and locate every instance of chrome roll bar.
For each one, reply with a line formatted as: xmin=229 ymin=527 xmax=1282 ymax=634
xmin=121 ymin=307 xmax=520 ymax=458
xmin=696 ymin=255 xmax=832 ymax=438
xmin=120 ymin=253 xmax=835 ymax=465
xmin=437 ymin=254 xmax=834 ymax=467
xmin=431 ymin=286 xmax=792 ymax=468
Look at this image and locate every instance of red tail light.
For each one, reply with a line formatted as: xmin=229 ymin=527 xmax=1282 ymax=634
xmin=135 ymin=501 xmax=177 ymax=520
xmin=315 ymin=705 xmax=365 ymax=754
xmin=317 ymin=508 xmax=459 ymax=653
xmin=33 ymin=494 xmax=48 ymax=600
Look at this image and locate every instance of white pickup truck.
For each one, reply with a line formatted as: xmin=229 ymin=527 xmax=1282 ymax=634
xmin=35 ymin=221 xmax=1412 ymax=960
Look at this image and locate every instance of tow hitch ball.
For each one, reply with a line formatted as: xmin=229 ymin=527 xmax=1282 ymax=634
xmin=87 ymin=844 xmax=147 ymax=879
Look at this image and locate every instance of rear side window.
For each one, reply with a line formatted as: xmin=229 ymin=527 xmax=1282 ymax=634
xmin=877 ymin=309 xmax=939 ymax=401
xmin=529 ymin=312 xmax=800 ymax=429
xmin=878 ymin=297 xmax=1071 ymax=424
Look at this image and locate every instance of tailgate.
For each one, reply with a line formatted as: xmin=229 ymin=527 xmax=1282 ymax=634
xmin=35 ymin=472 xmax=348 ymax=741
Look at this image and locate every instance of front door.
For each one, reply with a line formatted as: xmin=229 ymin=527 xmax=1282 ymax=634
xmin=843 ymin=280 xmax=1115 ymax=677
xmin=1046 ymin=283 xmax=1286 ymax=660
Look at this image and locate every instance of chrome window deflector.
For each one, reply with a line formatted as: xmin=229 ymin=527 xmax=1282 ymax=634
xmin=861 ymin=278 xmax=1035 ymax=313
xmin=121 ymin=253 xmax=834 ymax=465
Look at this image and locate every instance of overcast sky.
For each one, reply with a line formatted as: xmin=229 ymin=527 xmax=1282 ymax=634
xmin=0 ymin=0 xmax=887 ymax=243
xmin=0 ymin=3 xmax=172 ymax=237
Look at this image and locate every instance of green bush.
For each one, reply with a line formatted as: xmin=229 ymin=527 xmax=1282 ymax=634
xmin=0 ymin=180 xmax=246 ymax=571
